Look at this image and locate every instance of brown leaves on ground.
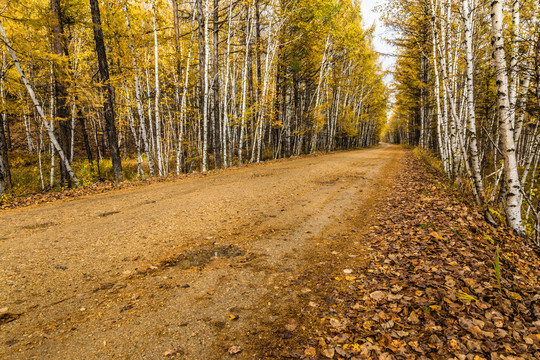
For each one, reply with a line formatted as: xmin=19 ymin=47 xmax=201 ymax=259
xmin=269 ymin=153 xmax=540 ymax=359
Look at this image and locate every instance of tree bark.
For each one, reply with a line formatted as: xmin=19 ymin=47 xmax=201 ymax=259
xmin=212 ymin=0 xmax=221 ymax=169
xmin=51 ymin=0 xmax=72 ymax=187
xmin=89 ymin=0 xmax=123 ymax=182
xmin=0 ymin=112 xmax=11 ymax=192
xmin=491 ymin=0 xmax=525 ymax=235
xmin=151 ymin=0 xmax=164 ymax=176
xmin=463 ymin=0 xmax=485 ymax=205
xmin=0 ymin=18 xmax=79 ymax=185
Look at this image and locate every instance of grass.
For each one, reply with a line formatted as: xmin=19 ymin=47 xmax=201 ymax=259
xmin=494 ymin=244 xmax=502 ymax=290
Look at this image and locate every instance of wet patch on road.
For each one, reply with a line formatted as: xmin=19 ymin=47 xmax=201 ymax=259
xmin=21 ymin=222 xmax=56 ymax=230
xmin=162 ymin=244 xmax=247 ymax=270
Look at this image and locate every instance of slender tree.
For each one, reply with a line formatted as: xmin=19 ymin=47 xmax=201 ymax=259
xmin=491 ymin=0 xmax=525 ymax=235
xmin=89 ymin=0 xmax=123 ymax=182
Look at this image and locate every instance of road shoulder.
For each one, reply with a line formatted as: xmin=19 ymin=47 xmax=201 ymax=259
xmin=252 ymin=152 xmax=540 ymax=360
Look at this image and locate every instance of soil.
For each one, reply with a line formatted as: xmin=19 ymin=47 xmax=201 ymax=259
xmin=0 ymin=144 xmax=404 ymax=359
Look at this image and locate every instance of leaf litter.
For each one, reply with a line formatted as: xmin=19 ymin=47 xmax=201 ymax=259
xmin=258 ymin=153 xmax=540 ymax=360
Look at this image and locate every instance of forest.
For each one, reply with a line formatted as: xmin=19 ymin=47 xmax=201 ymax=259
xmin=384 ymin=0 xmax=540 ymax=242
xmin=0 ymin=0 xmax=388 ymax=199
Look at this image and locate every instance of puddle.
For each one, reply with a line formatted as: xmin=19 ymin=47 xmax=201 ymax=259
xmin=317 ymin=174 xmax=363 ymax=185
xmin=164 ymin=245 xmax=246 ymax=270
xmin=251 ymin=173 xmax=272 ymax=178
xmin=316 ymin=178 xmax=339 ymax=185
xmin=22 ymin=222 xmax=56 ymax=230
xmin=0 ymin=312 xmax=20 ymax=325
xmin=99 ymin=211 xmax=120 ymax=217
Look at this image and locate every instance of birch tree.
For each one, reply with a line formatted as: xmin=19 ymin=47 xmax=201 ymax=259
xmin=0 ymin=18 xmax=79 ymax=185
xmin=0 ymin=0 xmax=387 ymax=197
xmin=491 ymin=0 xmax=525 ymax=235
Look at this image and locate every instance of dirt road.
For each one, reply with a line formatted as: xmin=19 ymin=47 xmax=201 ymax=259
xmin=0 ymin=144 xmax=404 ymax=359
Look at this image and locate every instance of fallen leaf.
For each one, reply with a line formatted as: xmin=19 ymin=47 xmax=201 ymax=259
xmin=321 ymin=347 xmax=335 ymax=358
xmin=304 ymin=346 xmax=317 ymax=357
xmin=285 ymin=319 xmax=298 ymax=331
xmin=228 ymin=345 xmax=242 ymax=355
xmin=506 ymin=291 xmax=523 ymax=301
xmin=369 ymin=291 xmax=387 ymax=301
xmin=329 ymin=318 xmax=342 ymax=328
xmin=407 ymin=311 xmax=420 ymax=324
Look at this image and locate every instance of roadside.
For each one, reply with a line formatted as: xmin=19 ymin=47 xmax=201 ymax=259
xmin=263 ymin=152 xmax=540 ymax=359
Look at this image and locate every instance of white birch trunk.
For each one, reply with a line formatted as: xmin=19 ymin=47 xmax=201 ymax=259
xmin=508 ymin=0 xmax=520 ymax=128
xmin=238 ymin=6 xmax=253 ymax=164
xmin=463 ymin=0 xmax=485 ymax=204
xmin=202 ymin=0 xmax=211 ymax=172
xmin=491 ymin=0 xmax=525 ymax=235
xmin=310 ymin=36 xmax=330 ymax=153
xmin=152 ymin=0 xmax=164 ymax=176
xmin=177 ymin=7 xmax=197 ymax=175
xmin=123 ymin=4 xmax=155 ymax=177
xmin=221 ymin=0 xmax=233 ymax=168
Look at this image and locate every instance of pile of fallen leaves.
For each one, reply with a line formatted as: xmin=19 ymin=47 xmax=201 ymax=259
xmin=268 ymin=153 xmax=540 ymax=359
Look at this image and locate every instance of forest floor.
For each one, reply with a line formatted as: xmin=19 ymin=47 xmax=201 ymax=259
xmin=1 ymin=144 xmax=539 ymax=360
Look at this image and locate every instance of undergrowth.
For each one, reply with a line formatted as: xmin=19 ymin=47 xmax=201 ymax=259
xmin=6 ymin=150 xmax=146 ymax=197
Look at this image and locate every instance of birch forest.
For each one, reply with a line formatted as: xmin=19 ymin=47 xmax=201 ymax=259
xmin=0 ymin=0 xmax=388 ymax=198
xmin=384 ymin=0 xmax=540 ymax=240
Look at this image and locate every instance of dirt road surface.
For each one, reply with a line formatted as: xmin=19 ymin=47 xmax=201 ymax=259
xmin=0 ymin=144 xmax=404 ymax=359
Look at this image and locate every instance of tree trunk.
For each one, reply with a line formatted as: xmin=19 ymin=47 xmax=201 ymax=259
xmin=177 ymin=6 xmax=197 ymax=175
xmin=0 ymin=149 xmax=5 ymax=196
xmin=122 ymin=4 xmax=155 ymax=177
xmin=51 ymin=0 xmax=73 ymax=187
xmin=89 ymin=0 xmax=123 ymax=182
xmin=0 ymin=114 xmax=11 ymax=192
xmin=171 ymin=0 xmax=182 ymax=85
xmin=463 ymin=0 xmax=485 ymax=205
xmin=151 ymin=0 xmax=164 ymax=176
xmin=491 ymin=0 xmax=525 ymax=235
xmin=0 ymin=18 xmax=79 ymax=185
xmin=238 ymin=5 xmax=253 ymax=164
xmin=212 ymin=0 xmax=221 ymax=169
xmin=195 ymin=0 xmax=207 ymax=171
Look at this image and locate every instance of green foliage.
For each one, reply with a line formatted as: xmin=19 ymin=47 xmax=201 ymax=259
xmin=418 ymin=221 xmax=435 ymax=229
xmin=484 ymin=233 xmax=495 ymax=245
xmin=494 ymin=244 xmax=502 ymax=290
xmin=456 ymin=291 xmax=477 ymax=302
